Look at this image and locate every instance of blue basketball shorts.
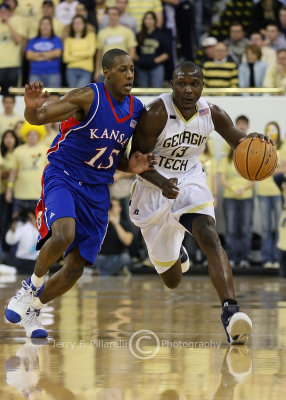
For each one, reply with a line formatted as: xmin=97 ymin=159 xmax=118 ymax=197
xmin=36 ymin=163 xmax=110 ymax=264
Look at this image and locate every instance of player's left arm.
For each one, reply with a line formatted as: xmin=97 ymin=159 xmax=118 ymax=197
xmin=116 ymin=150 xmax=156 ymax=174
xmin=210 ymin=103 xmax=271 ymax=149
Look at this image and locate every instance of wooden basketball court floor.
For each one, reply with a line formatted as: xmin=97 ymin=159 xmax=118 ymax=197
xmin=0 ymin=273 xmax=286 ymax=400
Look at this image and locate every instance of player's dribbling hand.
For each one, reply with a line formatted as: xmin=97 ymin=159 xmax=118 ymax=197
xmin=128 ymin=151 xmax=157 ymax=174
xmin=161 ymin=178 xmax=180 ymax=199
xmin=240 ymin=133 xmax=274 ymax=146
xmin=24 ymin=81 xmax=50 ymax=109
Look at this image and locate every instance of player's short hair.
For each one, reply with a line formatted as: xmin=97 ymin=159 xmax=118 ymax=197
xmin=102 ymin=48 xmax=130 ymax=70
xmin=173 ymin=61 xmax=203 ymax=80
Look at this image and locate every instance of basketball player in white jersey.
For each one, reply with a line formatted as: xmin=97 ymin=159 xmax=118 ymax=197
xmin=129 ymin=61 xmax=271 ymax=345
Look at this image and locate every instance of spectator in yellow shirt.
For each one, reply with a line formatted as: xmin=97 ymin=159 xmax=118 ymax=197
xmin=0 ymin=95 xmax=22 ymax=140
xmin=5 ymin=122 xmax=47 ymax=213
xmin=95 ymin=7 xmax=137 ymax=81
xmin=63 ymin=15 xmax=96 ymax=87
xmin=218 ymin=147 xmax=255 ymax=268
xmin=257 ymin=121 xmax=286 ymax=268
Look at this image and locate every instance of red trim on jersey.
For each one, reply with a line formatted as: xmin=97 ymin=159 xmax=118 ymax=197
xmin=104 ymin=85 xmax=133 ymax=123
xmin=35 ymin=164 xmax=50 ymax=240
xmin=47 ymin=116 xmax=81 ymax=156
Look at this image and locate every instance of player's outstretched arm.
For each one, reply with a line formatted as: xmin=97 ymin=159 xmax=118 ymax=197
xmin=24 ymin=81 xmax=94 ymax=125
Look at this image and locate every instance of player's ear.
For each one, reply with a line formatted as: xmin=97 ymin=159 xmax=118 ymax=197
xmin=103 ymin=66 xmax=111 ymax=79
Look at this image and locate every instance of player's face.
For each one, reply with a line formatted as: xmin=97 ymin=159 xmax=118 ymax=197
xmin=172 ymin=70 xmax=203 ymax=111
xmin=105 ymin=55 xmax=135 ymax=100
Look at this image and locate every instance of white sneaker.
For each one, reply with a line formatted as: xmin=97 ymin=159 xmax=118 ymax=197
xmin=227 ymin=312 xmax=253 ymax=345
xmin=5 ymin=278 xmax=44 ymax=323
xmin=20 ymin=308 xmax=48 ymax=338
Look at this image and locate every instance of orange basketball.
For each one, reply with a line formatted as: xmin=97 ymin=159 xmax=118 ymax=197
xmin=234 ymin=137 xmax=278 ymax=181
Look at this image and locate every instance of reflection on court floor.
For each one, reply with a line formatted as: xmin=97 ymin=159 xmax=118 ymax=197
xmin=0 ymin=274 xmax=286 ymax=399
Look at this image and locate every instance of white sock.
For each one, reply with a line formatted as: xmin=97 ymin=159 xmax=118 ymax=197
xmin=31 ymin=273 xmax=45 ymax=288
xmin=33 ymin=297 xmax=44 ymax=310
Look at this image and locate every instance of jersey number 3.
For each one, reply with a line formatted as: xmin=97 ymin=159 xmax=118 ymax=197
xmin=84 ymin=147 xmax=120 ymax=169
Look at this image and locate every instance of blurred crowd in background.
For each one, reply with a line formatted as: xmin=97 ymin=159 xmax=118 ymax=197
xmin=1 ymin=0 xmax=286 ymax=277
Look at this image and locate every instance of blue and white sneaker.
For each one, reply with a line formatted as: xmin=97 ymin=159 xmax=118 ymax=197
xmin=5 ymin=278 xmax=44 ymax=323
xmin=180 ymin=246 xmax=190 ymax=273
xmin=221 ymin=305 xmax=252 ymax=345
xmin=20 ymin=308 xmax=48 ymax=338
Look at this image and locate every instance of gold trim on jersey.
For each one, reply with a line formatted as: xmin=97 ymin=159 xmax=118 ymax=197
xmin=152 ymin=258 xmax=178 ymax=268
xmin=186 ymin=201 xmax=214 ymax=213
xmin=173 ymin=101 xmax=198 ymax=124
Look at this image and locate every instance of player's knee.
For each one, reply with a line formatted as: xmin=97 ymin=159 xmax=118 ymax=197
xmin=65 ymin=264 xmax=84 ymax=282
xmin=51 ymin=229 xmax=75 ymax=250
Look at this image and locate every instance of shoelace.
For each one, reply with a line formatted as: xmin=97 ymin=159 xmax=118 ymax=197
xmin=14 ymin=280 xmax=42 ymax=301
xmin=20 ymin=308 xmax=42 ymax=329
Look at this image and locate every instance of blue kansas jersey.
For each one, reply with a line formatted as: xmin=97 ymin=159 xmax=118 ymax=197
xmin=47 ymin=83 xmax=143 ymax=184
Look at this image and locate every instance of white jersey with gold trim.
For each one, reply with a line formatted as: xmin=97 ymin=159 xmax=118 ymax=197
xmin=151 ymin=94 xmax=214 ymax=180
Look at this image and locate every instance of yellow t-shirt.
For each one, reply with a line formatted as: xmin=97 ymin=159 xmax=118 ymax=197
xmin=256 ymin=141 xmax=286 ymax=196
xmin=0 ymin=151 xmax=15 ymax=194
xmin=199 ymin=153 xmax=217 ymax=193
xmin=218 ymin=156 xmax=254 ymax=199
xmin=0 ymin=113 xmax=23 ymax=139
xmin=127 ymin=0 xmax=163 ymax=28
xmin=0 ymin=16 xmax=26 ymax=68
xmin=14 ymin=0 xmax=43 ymax=18
xmin=11 ymin=143 xmax=47 ymax=200
xmin=97 ymin=25 xmax=137 ymax=54
xmin=63 ymin=32 xmax=97 ymax=72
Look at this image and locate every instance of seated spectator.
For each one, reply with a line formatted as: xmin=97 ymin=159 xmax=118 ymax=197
xmin=2 ymin=208 xmax=39 ymax=274
xmin=5 ymin=122 xmax=47 ymax=213
xmin=13 ymin=120 xmax=24 ymax=144
xmin=203 ymin=42 xmax=239 ymax=88
xmin=100 ymin=0 xmax=137 ymax=33
xmin=224 ymin=23 xmax=249 ymax=64
xmin=28 ymin=0 xmax=65 ymax=39
xmin=264 ymin=48 xmax=286 ymax=89
xmin=249 ymin=31 xmax=277 ymax=65
xmin=0 ymin=95 xmax=22 ymax=140
xmin=135 ymin=11 xmax=169 ymax=88
xmin=218 ymin=147 xmax=255 ymax=268
xmin=63 ymin=14 xmax=96 ymax=87
xmin=94 ymin=7 xmax=136 ymax=81
xmin=93 ymin=198 xmax=133 ymax=275
xmin=0 ymin=129 xmax=19 ymax=256
xmin=25 ymin=16 xmax=63 ymax=87
xmin=239 ymin=44 xmax=268 ymax=87
xmin=253 ymin=0 xmax=283 ymax=31
xmin=41 ymin=94 xmax=61 ymax=148
xmin=55 ymin=0 xmax=78 ymax=25
xmin=195 ymin=36 xmax=218 ymax=67
xmin=62 ymin=1 xmax=96 ymax=38
xmin=264 ymin=22 xmax=286 ymax=50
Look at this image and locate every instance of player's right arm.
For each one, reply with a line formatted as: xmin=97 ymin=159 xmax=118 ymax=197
xmin=24 ymin=81 xmax=94 ymax=125
xmin=131 ymin=99 xmax=180 ymax=199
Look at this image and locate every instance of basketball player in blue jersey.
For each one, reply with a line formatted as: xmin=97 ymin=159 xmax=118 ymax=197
xmin=5 ymin=48 xmax=155 ymax=338
xmin=129 ymin=61 xmax=272 ymax=345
